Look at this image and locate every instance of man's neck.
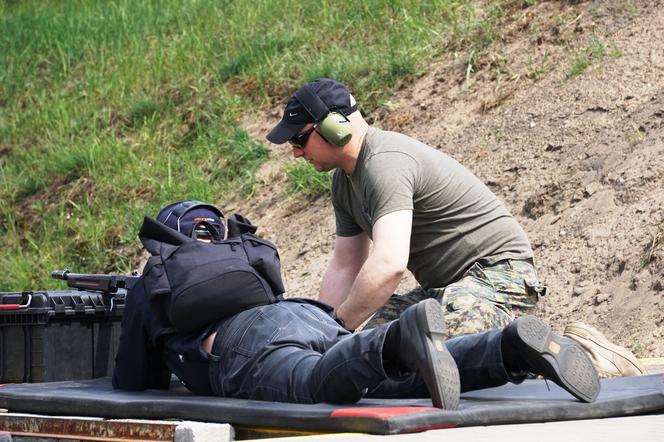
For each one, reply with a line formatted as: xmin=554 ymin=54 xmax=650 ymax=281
xmin=339 ymin=124 xmax=369 ymax=175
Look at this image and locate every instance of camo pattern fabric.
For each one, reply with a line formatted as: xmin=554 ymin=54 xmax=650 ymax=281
xmin=362 ymin=259 xmax=544 ymax=338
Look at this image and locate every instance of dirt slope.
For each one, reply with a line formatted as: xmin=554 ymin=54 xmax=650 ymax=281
xmin=235 ymin=0 xmax=664 ymax=357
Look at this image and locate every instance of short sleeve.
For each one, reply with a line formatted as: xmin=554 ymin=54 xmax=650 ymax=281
xmin=363 ymin=151 xmax=416 ymax=224
xmin=332 ymin=171 xmax=363 ymax=237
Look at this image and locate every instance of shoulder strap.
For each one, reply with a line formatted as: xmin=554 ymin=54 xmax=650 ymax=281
xmin=227 ymin=213 xmax=258 ymax=237
xmin=139 ymin=216 xmax=194 ymax=254
xmin=193 ymin=220 xmax=223 ymax=242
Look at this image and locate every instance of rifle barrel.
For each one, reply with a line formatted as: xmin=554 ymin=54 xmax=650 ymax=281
xmin=51 ymin=270 xmax=137 ymax=293
xmin=51 ymin=269 xmax=70 ymax=280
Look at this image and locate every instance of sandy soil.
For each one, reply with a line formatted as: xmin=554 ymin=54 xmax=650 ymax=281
xmin=233 ymin=0 xmax=664 ymax=358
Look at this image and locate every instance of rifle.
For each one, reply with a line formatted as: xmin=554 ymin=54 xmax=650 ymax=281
xmin=52 ymin=269 xmax=139 ymax=294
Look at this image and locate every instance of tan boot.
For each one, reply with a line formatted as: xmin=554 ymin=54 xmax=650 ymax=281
xmin=563 ymin=321 xmax=646 ymax=378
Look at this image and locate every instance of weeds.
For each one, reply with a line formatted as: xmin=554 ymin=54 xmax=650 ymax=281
xmin=284 ymin=161 xmax=332 ymax=199
xmin=214 ymin=127 xmax=269 ymax=196
xmin=129 ymin=99 xmax=161 ymax=127
xmin=567 ymin=36 xmax=621 ymax=78
xmin=454 ymin=3 xmax=510 ymax=88
xmin=526 ymin=54 xmax=549 ymax=81
xmin=628 ymin=338 xmax=646 ymax=357
xmin=625 ymin=1 xmax=639 ymax=17
xmin=642 ymin=220 xmax=664 ymax=269
xmin=648 ymin=231 xmax=663 ymax=263
xmin=625 ymin=121 xmax=646 ymax=146
xmin=465 ymin=49 xmax=478 ymax=88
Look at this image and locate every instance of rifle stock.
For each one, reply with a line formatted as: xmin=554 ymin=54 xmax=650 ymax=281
xmin=52 ymin=269 xmax=138 ymax=293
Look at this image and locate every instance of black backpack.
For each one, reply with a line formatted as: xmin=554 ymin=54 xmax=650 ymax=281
xmin=138 ymin=214 xmax=284 ymax=334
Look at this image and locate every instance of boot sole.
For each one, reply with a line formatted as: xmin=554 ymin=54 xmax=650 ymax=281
xmin=415 ymin=299 xmax=460 ymax=410
xmin=517 ymin=316 xmax=600 ymax=403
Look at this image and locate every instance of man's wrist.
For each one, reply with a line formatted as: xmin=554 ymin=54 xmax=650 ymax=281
xmin=333 ymin=313 xmax=354 ymax=333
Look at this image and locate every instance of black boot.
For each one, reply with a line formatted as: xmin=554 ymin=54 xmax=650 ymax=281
xmin=502 ymin=315 xmax=601 ymax=403
xmin=393 ymin=298 xmax=460 ymax=409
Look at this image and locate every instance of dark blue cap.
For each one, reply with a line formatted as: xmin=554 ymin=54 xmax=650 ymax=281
xmin=156 ymin=201 xmax=225 ymax=239
xmin=266 ymin=78 xmax=355 ymax=144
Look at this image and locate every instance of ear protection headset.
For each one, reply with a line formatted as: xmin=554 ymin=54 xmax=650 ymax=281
xmin=294 ymin=85 xmax=353 ymax=147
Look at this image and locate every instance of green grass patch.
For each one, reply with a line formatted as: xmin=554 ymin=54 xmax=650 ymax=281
xmin=202 ymin=127 xmax=269 ymax=197
xmin=283 ymin=161 xmax=333 ymax=199
xmin=628 ymin=338 xmax=646 ymax=357
xmin=0 ymin=0 xmax=517 ymax=290
xmin=567 ymin=36 xmax=622 ymax=78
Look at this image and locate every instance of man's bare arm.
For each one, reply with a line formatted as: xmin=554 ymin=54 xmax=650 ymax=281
xmin=319 ymin=233 xmax=371 ymax=308
xmin=335 ymin=210 xmax=412 ymax=330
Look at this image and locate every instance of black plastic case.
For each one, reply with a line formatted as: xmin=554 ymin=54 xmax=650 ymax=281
xmin=0 ymin=290 xmax=124 ymax=383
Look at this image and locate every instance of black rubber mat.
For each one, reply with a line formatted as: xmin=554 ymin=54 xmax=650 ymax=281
xmin=0 ymin=374 xmax=662 ymax=435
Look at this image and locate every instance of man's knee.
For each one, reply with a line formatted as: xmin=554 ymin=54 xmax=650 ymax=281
xmin=443 ymin=294 xmax=513 ymax=338
xmin=362 ymin=288 xmax=433 ymax=330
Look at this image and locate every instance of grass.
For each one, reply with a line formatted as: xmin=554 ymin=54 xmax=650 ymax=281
xmin=624 ymin=1 xmax=640 ymax=17
xmin=567 ymin=36 xmax=622 ymax=78
xmin=0 ymin=0 xmax=515 ymax=290
xmin=640 ymin=221 xmax=664 ymax=269
xmin=629 ymin=338 xmax=647 ymax=357
xmin=283 ymin=161 xmax=333 ymax=199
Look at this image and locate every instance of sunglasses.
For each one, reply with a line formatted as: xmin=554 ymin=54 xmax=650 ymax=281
xmin=194 ymin=227 xmax=214 ymax=242
xmin=289 ymin=123 xmax=318 ymax=148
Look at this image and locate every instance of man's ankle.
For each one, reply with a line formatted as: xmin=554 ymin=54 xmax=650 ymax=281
xmin=501 ymin=322 xmax=531 ymax=376
xmin=382 ymin=320 xmax=402 ymax=364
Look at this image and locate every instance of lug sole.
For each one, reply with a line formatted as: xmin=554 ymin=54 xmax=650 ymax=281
xmin=416 ymin=299 xmax=460 ymax=410
xmin=517 ymin=316 xmax=600 ymax=403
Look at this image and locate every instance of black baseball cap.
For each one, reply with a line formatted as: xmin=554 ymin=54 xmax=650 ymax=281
xmin=266 ymin=78 xmax=356 ymax=144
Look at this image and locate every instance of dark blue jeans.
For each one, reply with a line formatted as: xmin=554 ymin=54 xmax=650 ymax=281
xmin=208 ymin=300 xmax=512 ymax=404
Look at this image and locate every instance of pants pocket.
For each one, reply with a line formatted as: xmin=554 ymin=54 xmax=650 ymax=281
xmin=482 ymin=262 xmax=541 ymax=309
xmin=231 ymin=309 xmax=282 ymax=358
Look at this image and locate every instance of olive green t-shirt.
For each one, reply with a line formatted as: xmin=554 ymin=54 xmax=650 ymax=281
xmin=332 ymin=127 xmax=533 ymax=288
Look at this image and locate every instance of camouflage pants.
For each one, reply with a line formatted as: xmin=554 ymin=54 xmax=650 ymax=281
xmin=363 ymin=259 xmax=545 ymax=338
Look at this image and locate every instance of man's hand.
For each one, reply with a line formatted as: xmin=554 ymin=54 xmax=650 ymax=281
xmin=335 ymin=210 xmax=412 ymax=330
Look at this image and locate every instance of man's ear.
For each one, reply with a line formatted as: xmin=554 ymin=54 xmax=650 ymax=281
xmin=318 ymin=112 xmax=352 ymax=147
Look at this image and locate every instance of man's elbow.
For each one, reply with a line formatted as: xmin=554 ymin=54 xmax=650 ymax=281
xmin=377 ymin=257 xmax=408 ymax=283
xmin=389 ymin=265 xmax=407 ymax=282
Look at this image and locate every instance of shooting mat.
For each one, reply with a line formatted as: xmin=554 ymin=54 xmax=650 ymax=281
xmin=0 ymin=374 xmax=662 ymax=435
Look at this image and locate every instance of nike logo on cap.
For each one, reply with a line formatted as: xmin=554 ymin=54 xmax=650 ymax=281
xmin=289 ymin=112 xmax=298 ymax=116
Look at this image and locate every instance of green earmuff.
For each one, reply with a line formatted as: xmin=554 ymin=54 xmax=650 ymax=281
xmin=295 ymin=86 xmax=353 ymax=147
xmin=317 ymin=112 xmax=352 ymax=147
